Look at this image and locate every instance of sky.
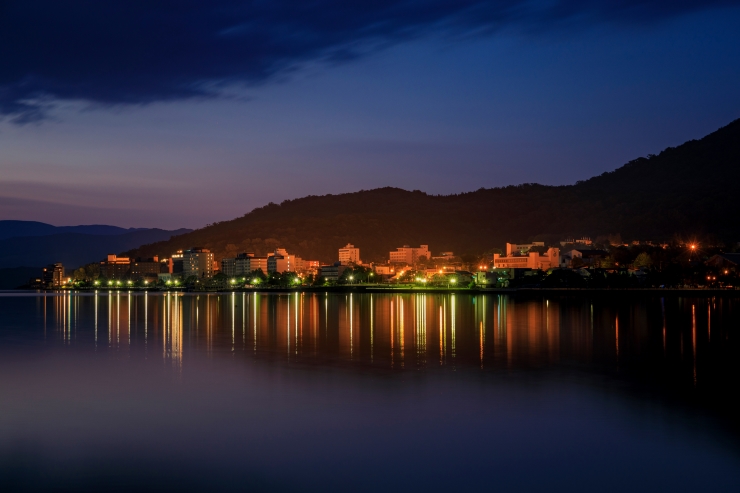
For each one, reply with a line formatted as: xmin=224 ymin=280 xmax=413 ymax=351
xmin=1 ymin=1 xmax=740 ymax=229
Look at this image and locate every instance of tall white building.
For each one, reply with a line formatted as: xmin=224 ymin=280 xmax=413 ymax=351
xmin=338 ymin=243 xmax=361 ymax=265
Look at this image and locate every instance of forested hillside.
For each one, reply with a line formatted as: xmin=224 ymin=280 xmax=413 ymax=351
xmin=128 ymin=118 xmax=740 ymax=264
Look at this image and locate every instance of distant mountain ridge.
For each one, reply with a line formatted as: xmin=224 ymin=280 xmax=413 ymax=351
xmin=0 ymin=220 xmax=148 ymax=241
xmin=126 ymin=118 xmax=740 ymax=264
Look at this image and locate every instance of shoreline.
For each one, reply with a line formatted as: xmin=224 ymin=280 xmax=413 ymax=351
xmin=14 ymin=285 xmax=740 ymax=297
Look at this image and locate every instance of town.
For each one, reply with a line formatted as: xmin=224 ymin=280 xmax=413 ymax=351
xmin=32 ymin=237 xmax=740 ymax=291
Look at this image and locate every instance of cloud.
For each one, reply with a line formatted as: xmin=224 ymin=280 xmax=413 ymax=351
xmin=1 ymin=0 xmax=737 ymax=122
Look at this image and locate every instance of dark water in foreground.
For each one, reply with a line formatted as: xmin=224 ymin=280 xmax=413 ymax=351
xmin=1 ymin=291 xmax=739 ymax=492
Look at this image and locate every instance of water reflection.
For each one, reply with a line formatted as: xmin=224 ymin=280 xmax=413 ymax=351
xmin=4 ymin=291 xmax=740 ymax=492
xmin=26 ymin=292 xmax=737 ymax=389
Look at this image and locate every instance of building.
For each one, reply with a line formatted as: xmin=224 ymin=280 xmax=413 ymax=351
xmin=222 ymin=252 xmax=254 ymax=277
xmin=706 ymin=253 xmax=740 ymax=272
xmin=505 ymin=242 xmax=544 ymax=256
xmin=493 ymin=247 xmax=560 ymax=270
xmin=296 ymin=258 xmax=320 ymax=275
xmin=42 ymin=263 xmax=65 ymax=287
xmin=160 ymin=257 xmax=174 ymax=274
xmin=182 ymin=248 xmax=214 ymax=279
xmin=390 ymin=245 xmax=430 ymax=264
xmin=338 ymin=243 xmax=361 ymax=265
xmin=561 ymin=249 xmax=608 ymax=268
xmin=171 ymin=251 xmax=184 ymax=276
xmin=248 ymin=256 xmax=270 ymax=274
xmin=431 ymin=252 xmax=455 ymax=261
xmin=100 ymin=254 xmax=131 ymax=279
xmin=129 ymin=256 xmax=163 ymax=281
xmin=221 ymin=252 xmax=274 ymax=277
xmin=560 ymin=237 xmax=593 ymax=247
xmin=373 ymin=265 xmax=395 ymax=275
xmin=268 ymin=248 xmax=297 ymax=274
xmin=319 ymin=263 xmax=349 ymax=281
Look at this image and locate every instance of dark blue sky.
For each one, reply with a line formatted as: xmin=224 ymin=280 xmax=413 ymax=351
xmin=1 ymin=1 xmax=740 ymax=228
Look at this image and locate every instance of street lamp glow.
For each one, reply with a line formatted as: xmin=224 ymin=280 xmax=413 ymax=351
xmin=451 ymin=278 xmax=457 ymax=284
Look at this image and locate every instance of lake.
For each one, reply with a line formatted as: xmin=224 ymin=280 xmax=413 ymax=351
xmin=1 ymin=291 xmax=739 ymax=492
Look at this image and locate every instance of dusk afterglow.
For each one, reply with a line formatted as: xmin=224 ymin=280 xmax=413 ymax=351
xmin=1 ymin=2 xmax=739 ymax=227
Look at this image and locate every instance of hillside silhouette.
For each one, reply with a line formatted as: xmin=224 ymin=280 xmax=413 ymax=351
xmin=128 ymin=118 xmax=740 ymax=264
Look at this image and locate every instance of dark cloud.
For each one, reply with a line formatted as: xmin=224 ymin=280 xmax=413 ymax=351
xmin=0 ymin=0 xmax=737 ymax=122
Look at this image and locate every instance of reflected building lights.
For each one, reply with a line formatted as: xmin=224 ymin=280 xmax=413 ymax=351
xmin=27 ymin=292 xmax=718 ymax=390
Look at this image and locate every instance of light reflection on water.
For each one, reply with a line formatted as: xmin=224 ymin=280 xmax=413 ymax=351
xmin=24 ymin=291 xmax=733 ymax=378
xmin=1 ymin=292 xmax=740 ymax=492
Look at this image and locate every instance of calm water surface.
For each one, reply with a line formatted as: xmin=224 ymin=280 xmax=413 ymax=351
xmin=1 ymin=291 xmax=739 ymax=492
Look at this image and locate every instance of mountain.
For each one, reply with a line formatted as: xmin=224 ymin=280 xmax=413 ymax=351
xmin=0 ymin=229 xmax=191 ymax=270
xmin=0 ymin=220 xmax=148 ymax=241
xmin=127 ymin=118 xmax=740 ymax=264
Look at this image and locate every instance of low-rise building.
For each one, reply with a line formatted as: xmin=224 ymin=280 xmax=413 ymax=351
xmin=505 ymin=242 xmax=544 ymax=256
xmin=297 ymin=258 xmax=320 ymax=275
xmin=373 ymin=265 xmax=395 ymax=275
xmin=390 ymin=245 xmax=430 ymax=264
xmin=494 ymin=247 xmax=560 ymax=270
xmin=222 ymin=252 xmax=256 ymax=277
xmin=319 ymin=263 xmax=349 ymax=281
xmin=561 ymin=249 xmax=608 ymax=268
xmin=100 ymin=254 xmax=131 ymax=279
xmin=129 ymin=256 xmax=163 ymax=281
xmin=706 ymin=253 xmax=740 ymax=272
xmin=560 ymin=237 xmax=593 ymax=247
